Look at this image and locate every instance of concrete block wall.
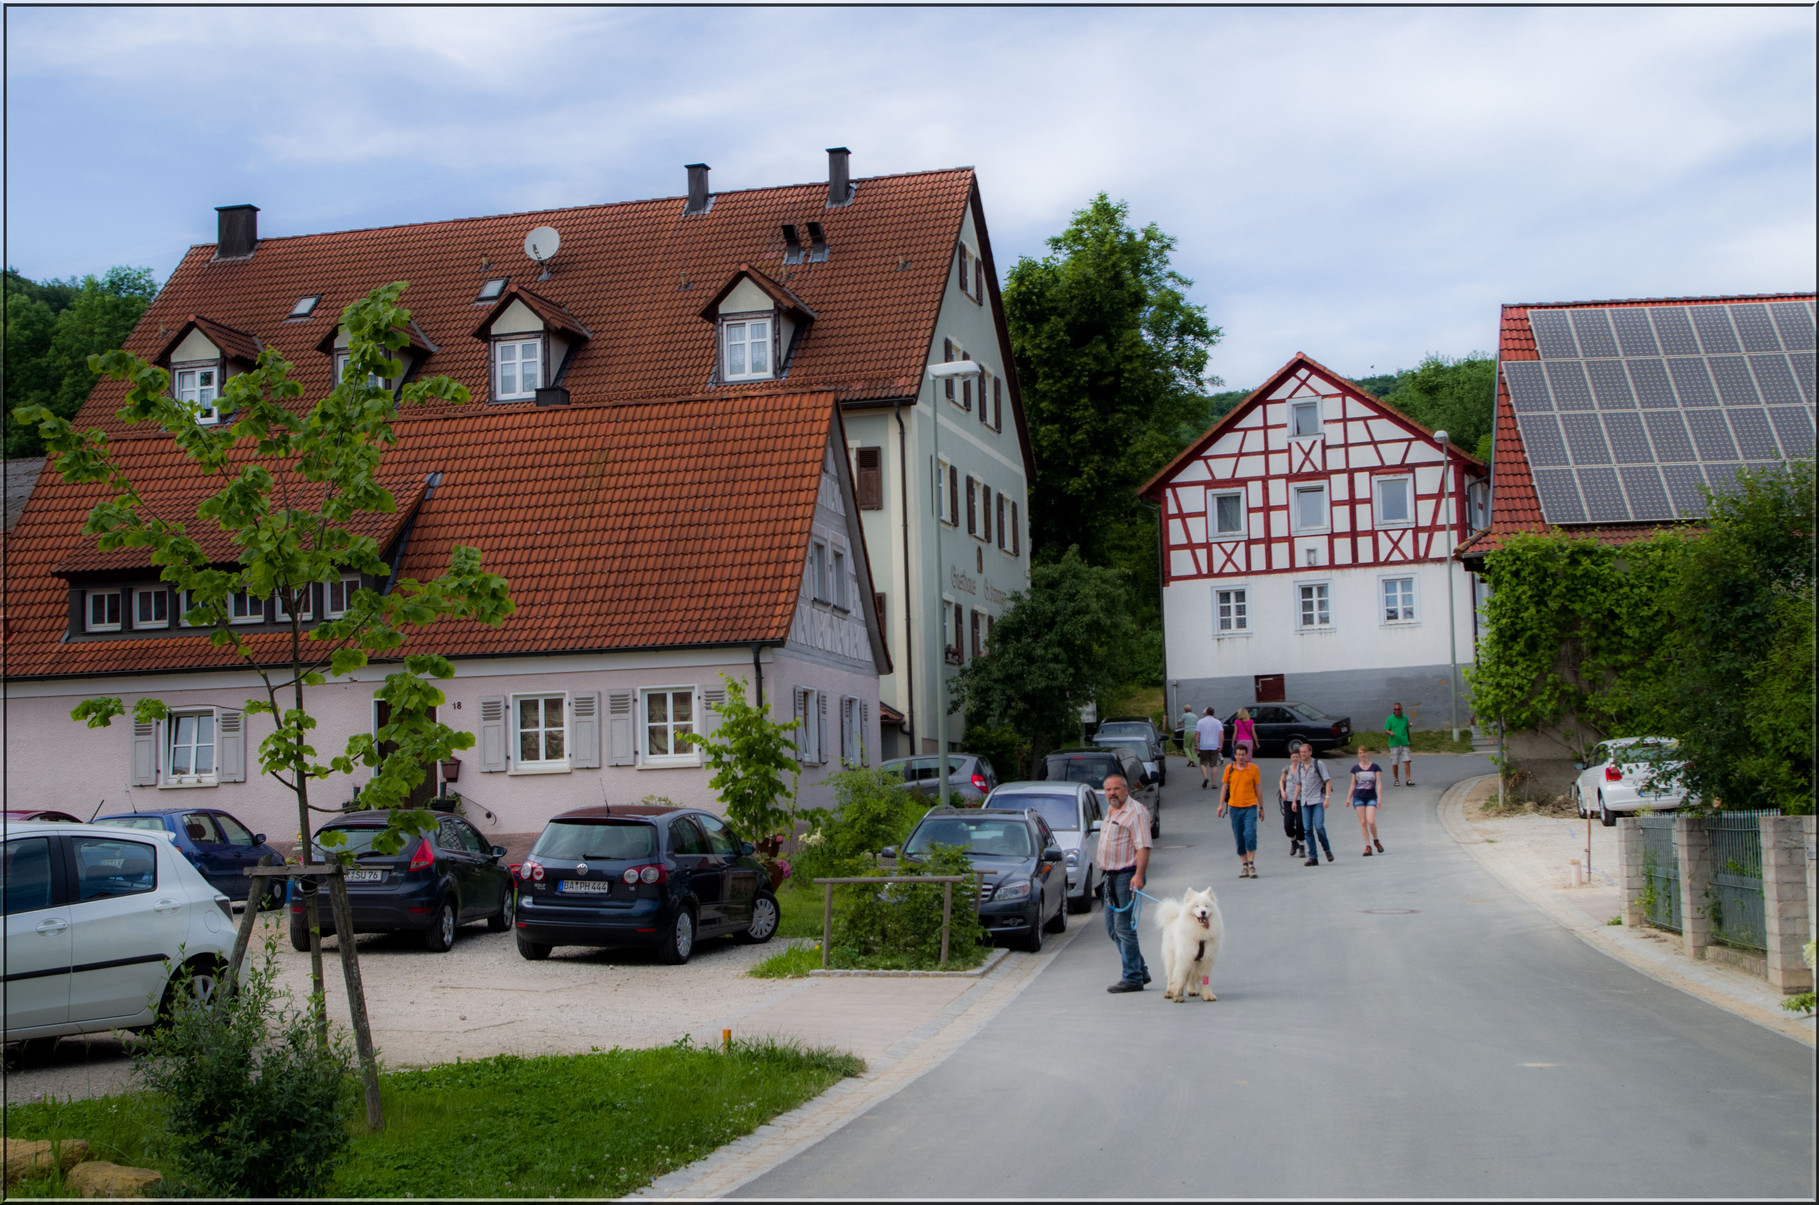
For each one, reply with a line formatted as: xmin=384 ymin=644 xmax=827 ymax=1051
xmin=1617 ymin=818 xmax=1648 ymax=929
xmin=1760 ymin=815 xmax=1815 ymax=995
xmin=1674 ymin=816 xmax=1714 ymax=960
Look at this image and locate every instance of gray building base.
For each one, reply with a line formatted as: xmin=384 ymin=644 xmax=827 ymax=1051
xmin=1168 ymin=664 xmax=1474 ymax=737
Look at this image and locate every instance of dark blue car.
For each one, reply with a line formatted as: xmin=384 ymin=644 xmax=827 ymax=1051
xmin=91 ymin=807 xmax=286 ymax=907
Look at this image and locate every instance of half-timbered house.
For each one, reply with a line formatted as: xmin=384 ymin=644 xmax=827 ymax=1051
xmin=1140 ymin=353 xmax=1488 ymax=726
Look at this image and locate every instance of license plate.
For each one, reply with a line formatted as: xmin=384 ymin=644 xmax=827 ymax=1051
xmin=558 ymin=879 xmax=614 ymax=894
xmin=345 ymin=869 xmax=384 ymax=883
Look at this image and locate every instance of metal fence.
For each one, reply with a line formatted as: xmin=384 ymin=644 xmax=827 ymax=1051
xmin=1706 ymin=810 xmax=1776 ymax=953
xmin=1636 ymin=815 xmax=1680 ymax=932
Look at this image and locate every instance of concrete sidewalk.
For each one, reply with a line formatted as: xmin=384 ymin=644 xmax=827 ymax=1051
xmin=1438 ymin=774 xmax=1814 ymax=1046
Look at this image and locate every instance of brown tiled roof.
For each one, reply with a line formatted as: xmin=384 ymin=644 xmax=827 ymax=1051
xmin=3 ymin=390 xmax=853 ymax=679
xmin=1458 ymin=292 xmax=1815 ymax=559
xmin=470 ymin=285 xmax=593 ymax=342
xmin=154 ymin=315 xmax=264 ymax=366
xmin=77 ymin=169 xmax=994 ymax=435
xmin=698 ymin=264 xmax=817 ymax=324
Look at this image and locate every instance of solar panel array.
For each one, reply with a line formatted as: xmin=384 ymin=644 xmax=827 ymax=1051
xmin=1507 ymin=300 xmax=1815 ymax=523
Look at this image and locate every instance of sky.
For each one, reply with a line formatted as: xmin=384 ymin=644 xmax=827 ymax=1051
xmin=5 ymin=5 xmax=1814 ymax=389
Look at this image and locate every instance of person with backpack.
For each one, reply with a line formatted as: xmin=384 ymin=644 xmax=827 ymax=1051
xmin=1287 ymin=742 xmax=1334 ymax=865
xmin=1276 ymin=755 xmax=1306 ymax=858
xmin=1348 ymin=745 xmax=1385 ymax=856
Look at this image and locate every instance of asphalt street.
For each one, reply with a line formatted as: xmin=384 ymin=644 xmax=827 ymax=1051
xmin=736 ymin=754 xmax=1816 ymax=1198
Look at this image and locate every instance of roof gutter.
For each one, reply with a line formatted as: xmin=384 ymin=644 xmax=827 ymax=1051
xmin=895 ymin=399 xmax=914 ymax=745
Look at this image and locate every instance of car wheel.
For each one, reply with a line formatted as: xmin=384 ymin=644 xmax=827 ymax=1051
xmin=424 ymin=896 xmax=458 ymax=952
xmin=737 ymin=892 xmax=780 ymax=944
xmin=1150 ymin=814 xmax=1161 ymax=839
xmin=1599 ymin=796 xmax=1617 ymax=828
xmin=487 ymin=889 xmax=516 ymax=933
xmin=1019 ymin=910 xmax=1045 ymax=953
xmin=516 ymin=934 xmax=551 ymax=961
xmin=1068 ymin=883 xmax=1092 ymax=914
xmin=1574 ymin=787 xmax=1587 ymax=819
xmin=1044 ymin=896 xmax=1068 ymax=933
xmin=12 ymin=1036 xmax=59 ymax=1067
xmin=657 ymin=905 xmax=696 ymax=965
xmin=1288 ymin=738 xmax=1306 ymax=758
xmin=157 ymin=956 xmax=224 ymax=1026
xmin=289 ymin=909 xmax=313 ymax=952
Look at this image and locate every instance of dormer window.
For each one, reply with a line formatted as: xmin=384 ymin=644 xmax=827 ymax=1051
xmin=174 ymin=364 xmax=222 ymax=424
xmin=494 ymin=336 xmax=544 ymax=400
xmin=333 ymin=350 xmax=392 ymax=391
xmin=722 ymin=315 xmax=773 ymax=381
xmin=287 ymin=295 xmax=321 ymax=319
xmin=477 ymin=278 xmax=508 ymax=302
xmin=86 ymin=590 xmax=122 ymax=633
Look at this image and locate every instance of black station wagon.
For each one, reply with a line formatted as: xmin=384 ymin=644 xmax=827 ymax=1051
xmin=513 ymin=805 xmax=780 ymax=964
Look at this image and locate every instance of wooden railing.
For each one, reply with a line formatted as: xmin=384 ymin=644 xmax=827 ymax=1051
xmin=811 ymin=875 xmax=976 ymax=969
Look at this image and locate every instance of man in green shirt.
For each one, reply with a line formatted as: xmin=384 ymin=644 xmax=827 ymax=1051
xmin=1384 ymin=702 xmax=1414 ymax=787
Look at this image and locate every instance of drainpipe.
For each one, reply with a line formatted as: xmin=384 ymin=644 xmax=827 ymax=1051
xmin=751 ymin=643 xmax=764 ymax=710
xmin=894 ymin=400 xmax=914 ymax=749
xmin=1138 ymin=495 xmax=1166 ymax=712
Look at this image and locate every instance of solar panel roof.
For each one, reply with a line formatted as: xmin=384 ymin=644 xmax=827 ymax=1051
xmin=1511 ymin=300 xmax=1814 ymax=523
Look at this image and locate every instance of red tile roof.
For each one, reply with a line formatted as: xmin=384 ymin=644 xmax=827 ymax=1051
xmin=1459 ymin=292 xmax=1815 ymax=559
xmin=3 ymin=390 xmax=864 ymax=679
xmin=155 ymin=315 xmax=263 ymax=367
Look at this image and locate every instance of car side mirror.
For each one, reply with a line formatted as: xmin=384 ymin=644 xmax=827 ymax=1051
xmin=254 ymin=834 xmax=266 ymax=845
xmin=741 ymin=841 xmax=756 ymax=856
xmin=881 ymin=847 xmax=897 ymax=860
xmin=1041 ymin=848 xmax=1064 ymax=864
xmin=491 ymin=844 xmax=507 ymax=858
xmin=1089 ymin=821 xmax=1103 ymax=833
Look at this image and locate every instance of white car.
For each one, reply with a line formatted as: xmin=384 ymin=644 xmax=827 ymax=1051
xmin=1573 ymin=738 xmax=1690 ymax=827
xmin=984 ymin=781 xmax=1104 ymax=913
xmin=4 ymin=820 xmax=236 ymax=1061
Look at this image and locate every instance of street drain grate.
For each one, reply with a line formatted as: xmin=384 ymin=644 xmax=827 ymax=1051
xmin=1362 ymin=908 xmax=1419 ymax=915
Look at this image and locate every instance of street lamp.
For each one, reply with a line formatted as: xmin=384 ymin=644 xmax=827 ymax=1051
xmin=1435 ymin=430 xmax=1460 ymax=742
xmin=926 ymin=359 xmax=983 ymax=811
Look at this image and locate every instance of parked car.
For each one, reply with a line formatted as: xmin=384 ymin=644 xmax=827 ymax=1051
xmin=290 ymin=811 xmax=515 ymax=952
xmin=1037 ymin=747 xmax=1161 ymax=837
xmin=983 ymin=781 xmax=1104 ymax=912
xmin=1573 ymin=738 xmax=1690 ymax=827
xmin=4 ymin=820 xmax=235 ymax=1062
xmin=513 ymin=804 xmax=778 ymax=964
xmin=1219 ymin=703 xmax=1353 ymax=757
xmin=880 ymin=754 xmax=999 ymax=806
xmin=1095 ymin=717 xmax=1166 ymax=749
xmin=2 ymin=809 xmax=84 ymax=824
xmin=886 ymin=807 xmax=1068 ymax=952
xmin=91 ymin=807 xmax=287 ymax=908
xmin=1092 ymin=730 xmax=1168 ymax=787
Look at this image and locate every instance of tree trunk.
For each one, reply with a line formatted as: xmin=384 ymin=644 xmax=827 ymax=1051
xmin=326 ymin=871 xmax=385 ymax=1130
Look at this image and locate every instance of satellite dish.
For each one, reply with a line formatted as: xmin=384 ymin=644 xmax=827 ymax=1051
xmin=524 ymin=226 xmax=560 ymax=263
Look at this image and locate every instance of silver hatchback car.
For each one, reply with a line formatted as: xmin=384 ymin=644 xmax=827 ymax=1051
xmin=982 ymin=781 xmax=1104 ymax=913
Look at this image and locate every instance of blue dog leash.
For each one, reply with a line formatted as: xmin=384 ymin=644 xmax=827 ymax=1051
xmin=1105 ymin=886 xmax=1165 ymax=925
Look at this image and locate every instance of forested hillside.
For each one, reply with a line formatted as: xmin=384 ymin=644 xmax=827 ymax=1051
xmin=5 ymin=266 xmax=158 ymax=457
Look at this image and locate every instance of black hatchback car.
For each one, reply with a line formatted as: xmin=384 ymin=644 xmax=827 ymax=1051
xmin=289 ymin=811 xmax=515 ymax=953
xmin=513 ymin=805 xmax=779 ymax=964
xmin=887 ymin=808 xmax=1068 ymax=953
xmin=1221 ymin=702 xmax=1354 ymax=756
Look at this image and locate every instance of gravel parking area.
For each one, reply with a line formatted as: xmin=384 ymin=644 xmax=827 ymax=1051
xmin=4 ymin=910 xmax=800 ymax=1104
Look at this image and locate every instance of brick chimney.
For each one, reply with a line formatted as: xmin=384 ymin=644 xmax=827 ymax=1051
xmin=827 ymin=147 xmax=852 ymax=207
xmin=684 ymin=164 xmax=711 ymax=215
xmin=215 ymin=204 xmax=259 ymax=258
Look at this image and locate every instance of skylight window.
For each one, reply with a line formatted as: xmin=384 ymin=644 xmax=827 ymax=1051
xmin=477 ymin=278 xmax=508 ymax=302
xmin=287 ymin=295 xmax=321 ymax=319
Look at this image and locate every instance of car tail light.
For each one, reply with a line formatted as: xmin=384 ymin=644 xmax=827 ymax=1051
xmin=1331 ymin=723 xmax=1344 ymax=736
xmin=972 ymin=773 xmax=988 ymax=793
xmin=407 ymin=838 xmax=435 ymax=872
xmin=1605 ymin=766 xmax=1623 ymax=782
xmin=622 ymin=868 xmax=640 ymax=884
xmin=624 ymin=864 xmax=667 ymax=885
xmin=530 ymin=861 xmax=545 ymax=882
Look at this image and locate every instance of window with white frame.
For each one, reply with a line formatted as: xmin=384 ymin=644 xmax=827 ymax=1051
xmin=1375 ymin=475 xmax=1413 ymax=526
xmin=333 ymin=350 xmax=391 ymax=391
xmin=514 ymin=693 xmax=568 ymax=767
xmin=1215 ymin=588 xmax=1249 ymax=635
xmin=86 ymin=590 xmax=122 ymax=632
xmin=830 ymin=547 xmax=848 ymax=609
xmin=841 ymin=696 xmax=863 ymax=767
xmin=134 ymin=587 xmax=169 ymax=629
xmin=1292 ymin=485 xmax=1329 ymax=532
xmin=721 ymin=315 xmax=772 ymax=381
xmin=937 ymin=458 xmax=959 ymax=525
xmin=1209 ymin=490 xmax=1245 ymax=539
xmin=166 ymin=711 xmax=217 ymax=784
xmin=810 ymin=540 xmax=830 ymax=603
xmin=324 ymin=576 xmax=360 ymax=618
xmin=641 ymin=687 xmax=697 ymax=765
xmin=173 ymin=364 xmax=222 ymax=424
xmin=493 ymin=337 xmax=542 ymax=400
xmin=1297 ymin=583 xmax=1333 ymax=630
xmin=275 ymin=587 xmax=313 ymax=623
xmin=177 ymin=589 xmax=201 ymax=627
xmin=228 ymin=590 xmax=265 ymax=625
xmin=1381 ymin=576 xmax=1417 ymax=624
xmin=1290 ymin=400 xmax=1322 ymax=438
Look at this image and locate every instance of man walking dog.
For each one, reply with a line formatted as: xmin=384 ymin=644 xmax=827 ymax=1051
xmin=1099 ymin=774 xmax=1153 ymax=993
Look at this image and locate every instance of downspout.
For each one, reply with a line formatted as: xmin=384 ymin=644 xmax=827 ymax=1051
xmin=751 ymin=643 xmax=764 ymax=710
xmin=894 ymin=400 xmax=915 ymax=748
xmin=1137 ymin=496 xmax=1167 ymax=713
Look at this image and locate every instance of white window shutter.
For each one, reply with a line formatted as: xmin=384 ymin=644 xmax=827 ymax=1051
xmin=860 ymin=701 xmax=871 ymax=766
xmin=479 ymin=696 xmax=507 ymax=772
xmin=703 ymin=687 xmax=727 ymax=742
xmin=571 ymin=691 xmax=602 ymax=769
xmin=793 ymin=688 xmax=808 ymax=763
xmin=607 ymin=690 xmax=635 ymax=766
xmin=817 ymin=691 xmax=828 ymax=765
xmin=218 ymin=709 xmax=246 ymax=783
xmin=130 ymin=720 xmax=158 ymax=786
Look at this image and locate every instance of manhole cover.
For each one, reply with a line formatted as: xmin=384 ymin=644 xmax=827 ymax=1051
xmin=1362 ymin=908 xmax=1419 ymax=915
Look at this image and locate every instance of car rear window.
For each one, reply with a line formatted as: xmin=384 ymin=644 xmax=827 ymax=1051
xmin=1006 ymin=794 xmax=1080 ymax=831
xmin=1096 ymin=723 xmax=1149 ymax=739
xmin=1045 ymin=755 xmax=1118 ymax=788
xmin=1289 ymin=704 xmax=1330 ymax=721
xmin=531 ymin=821 xmax=658 ymax=862
xmin=317 ymin=826 xmax=392 ymax=858
xmin=97 ymin=816 xmax=167 ymax=833
xmin=906 ymin=817 xmax=1034 ymax=858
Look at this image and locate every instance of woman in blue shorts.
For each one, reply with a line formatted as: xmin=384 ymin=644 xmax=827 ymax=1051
xmin=1348 ymin=746 xmax=1384 ymax=857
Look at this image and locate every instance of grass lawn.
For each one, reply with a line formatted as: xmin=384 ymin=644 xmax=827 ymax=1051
xmin=4 ymin=1039 xmax=863 ymax=1199
xmin=750 ymin=940 xmax=987 ymax=977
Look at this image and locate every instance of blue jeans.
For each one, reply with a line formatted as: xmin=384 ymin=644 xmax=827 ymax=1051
xmin=1229 ymin=805 xmax=1259 ymax=855
xmin=1301 ymin=801 xmax=1331 ymax=856
xmin=1102 ymin=868 xmax=1149 ymax=986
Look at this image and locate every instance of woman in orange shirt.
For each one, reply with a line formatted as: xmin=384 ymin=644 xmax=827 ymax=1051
xmin=1219 ymin=744 xmax=1265 ymax=878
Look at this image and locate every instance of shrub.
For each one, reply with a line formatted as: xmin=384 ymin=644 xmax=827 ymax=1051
xmin=792 ymin=767 xmax=926 ymax=883
xmin=135 ymin=942 xmax=353 ymax=1197
xmin=830 ymin=845 xmax=986 ymax=969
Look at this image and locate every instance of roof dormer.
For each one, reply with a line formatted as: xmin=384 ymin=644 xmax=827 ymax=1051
xmin=315 ymin=320 xmax=438 ymax=393
xmin=470 ymin=286 xmax=591 ymax=404
xmin=152 ymin=316 xmax=263 ymax=425
xmin=700 ymin=265 xmax=815 ymax=385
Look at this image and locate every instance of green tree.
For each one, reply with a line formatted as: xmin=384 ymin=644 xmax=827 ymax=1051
xmin=14 ymin=282 xmax=515 ymax=1126
xmin=682 ymin=676 xmax=801 ymax=845
xmin=1375 ymin=353 xmax=1497 ymax=463
xmin=1003 ymin=194 xmax=1221 ymax=627
xmin=949 ymin=547 xmax=1137 ymax=760
xmin=5 ymin=266 xmax=158 ymax=457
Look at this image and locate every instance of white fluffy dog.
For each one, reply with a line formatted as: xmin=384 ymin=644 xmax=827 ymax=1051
xmin=1155 ymin=887 xmax=1223 ymax=1002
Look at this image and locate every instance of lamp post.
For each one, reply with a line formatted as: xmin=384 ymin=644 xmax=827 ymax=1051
xmin=926 ymin=359 xmax=983 ymax=811
xmin=1435 ymin=430 xmax=1460 ymax=742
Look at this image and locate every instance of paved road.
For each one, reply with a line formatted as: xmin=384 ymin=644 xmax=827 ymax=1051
xmin=737 ymin=754 xmax=1816 ymax=1198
